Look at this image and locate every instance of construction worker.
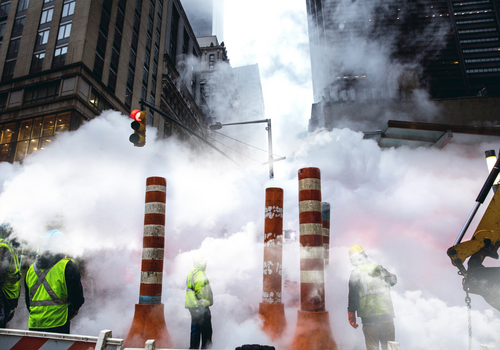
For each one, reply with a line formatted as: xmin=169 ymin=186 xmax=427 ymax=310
xmin=0 ymin=225 xmax=21 ymax=328
xmin=185 ymin=252 xmax=213 ymax=349
xmin=347 ymin=245 xmax=397 ymax=350
xmin=25 ymin=229 xmax=84 ymax=334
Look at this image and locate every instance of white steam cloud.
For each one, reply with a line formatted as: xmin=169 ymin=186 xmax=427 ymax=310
xmin=2 ymin=111 xmax=500 ymax=350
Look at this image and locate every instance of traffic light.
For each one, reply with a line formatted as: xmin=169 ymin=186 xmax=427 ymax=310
xmin=129 ymin=109 xmax=146 ymax=147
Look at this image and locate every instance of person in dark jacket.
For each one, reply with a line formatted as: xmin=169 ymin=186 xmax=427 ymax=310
xmin=0 ymin=225 xmax=21 ymax=328
xmin=25 ymin=229 xmax=84 ymax=334
xmin=347 ymin=245 xmax=397 ymax=350
xmin=185 ymin=252 xmax=213 ymax=349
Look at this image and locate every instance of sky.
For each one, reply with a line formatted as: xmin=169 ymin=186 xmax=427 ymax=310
xmin=1 ymin=1 xmax=500 ymax=350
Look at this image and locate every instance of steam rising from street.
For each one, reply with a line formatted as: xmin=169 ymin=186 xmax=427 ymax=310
xmin=0 ymin=0 xmax=500 ymax=349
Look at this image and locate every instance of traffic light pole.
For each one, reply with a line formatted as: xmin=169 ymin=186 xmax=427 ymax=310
xmin=138 ymin=99 xmax=238 ymax=166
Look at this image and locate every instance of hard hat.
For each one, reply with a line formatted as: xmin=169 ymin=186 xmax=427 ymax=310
xmin=348 ymin=245 xmax=365 ymax=259
xmin=39 ymin=229 xmax=69 ymax=251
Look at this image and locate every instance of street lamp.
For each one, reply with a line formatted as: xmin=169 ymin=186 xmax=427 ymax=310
xmin=209 ymin=119 xmax=285 ymax=179
xmin=485 ymin=149 xmax=500 ymax=193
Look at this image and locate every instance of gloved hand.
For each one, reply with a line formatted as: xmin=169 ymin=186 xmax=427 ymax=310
xmin=348 ymin=311 xmax=358 ymax=329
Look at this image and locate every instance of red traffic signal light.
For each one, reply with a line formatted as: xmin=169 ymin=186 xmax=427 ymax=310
xmin=129 ymin=110 xmax=146 ymax=147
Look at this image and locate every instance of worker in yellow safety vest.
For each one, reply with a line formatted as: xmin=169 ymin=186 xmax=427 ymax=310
xmin=185 ymin=252 xmax=213 ymax=349
xmin=347 ymin=245 xmax=397 ymax=350
xmin=25 ymin=229 xmax=84 ymax=334
xmin=0 ymin=224 xmax=21 ymax=328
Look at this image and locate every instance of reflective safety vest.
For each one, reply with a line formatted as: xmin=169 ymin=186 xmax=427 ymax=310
xmin=185 ymin=267 xmax=213 ymax=308
xmin=0 ymin=238 xmax=21 ymax=300
xmin=355 ymin=263 xmax=395 ymax=318
xmin=26 ymin=259 xmax=71 ymax=329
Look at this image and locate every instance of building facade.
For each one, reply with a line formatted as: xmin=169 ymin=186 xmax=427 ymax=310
xmin=0 ymin=0 xmax=208 ymax=163
xmin=305 ymin=0 xmax=500 ymax=102
xmin=180 ymin=0 xmax=223 ymax=41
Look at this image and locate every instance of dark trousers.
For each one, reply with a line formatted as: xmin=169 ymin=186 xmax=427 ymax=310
xmin=362 ymin=319 xmax=395 ymax=350
xmin=0 ymin=290 xmax=18 ymax=328
xmin=189 ymin=307 xmax=212 ymax=349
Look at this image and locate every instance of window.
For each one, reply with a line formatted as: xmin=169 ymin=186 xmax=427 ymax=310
xmin=209 ymin=54 xmax=214 ymax=62
xmin=94 ymin=52 xmax=104 ymax=78
xmin=1 ymin=113 xmax=71 ymax=162
xmin=133 ymin=14 xmax=140 ymax=32
xmin=113 ymin=27 xmax=122 ymax=50
xmin=144 ymin=50 xmax=150 ymax=69
xmin=131 ymin=31 xmax=138 ymax=50
xmin=62 ymin=1 xmax=75 ymax=17
xmin=0 ymin=92 xmax=7 ymax=110
xmin=3 ymin=60 xmax=16 ymax=78
xmin=209 ymin=63 xmax=214 ymax=71
xmin=127 ymin=68 xmax=134 ymax=87
xmin=7 ymin=38 xmax=21 ymax=55
xmin=24 ymin=80 xmax=60 ymax=104
xmin=17 ymin=0 xmax=29 ymax=12
xmin=12 ymin=17 xmax=25 ymax=34
xmin=89 ymin=88 xmax=111 ymax=112
xmin=142 ymin=67 xmax=148 ymax=87
xmin=108 ymin=69 xmax=117 ymax=92
xmin=53 ymin=46 xmax=67 ymax=66
xmin=129 ymin=49 xmax=136 ymax=69
xmin=31 ymin=52 xmax=45 ymax=71
xmin=116 ymin=9 xmax=124 ymax=31
xmin=147 ymin=18 xmax=153 ymax=35
xmin=0 ymin=22 xmax=6 ymax=40
xmin=36 ymin=30 xmax=50 ymax=46
xmin=96 ymin=31 xmax=107 ymax=55
xmin=110 ymin=48 xmax=119 ymax=70
xmin=182 ymin=29 xmax=189 ymax=55
xmin=99 ymin=10 xmax=110 ymax=33
xmin=125 ymin=88 xmax=132 ymax=108
xmin=40 ymin=9 xmax=53 ymax=24
xmin=0 ymin=3 xmax=9 ymax=18
xmin=58 ymin=23 xmax=71 ymax=40
xmin=169 ymin=6 xmax=179 ymax=63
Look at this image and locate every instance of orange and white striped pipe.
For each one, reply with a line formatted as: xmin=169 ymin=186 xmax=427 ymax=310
xmin=298 ymin=167 xmax=325 ymax=312
xmin=259 ymin=188 xmax=287 ymax=339
xmin=139 ymin=177 xmax=166 ymax=305
xmin=322 ymin=202 xmax=330 ymax=266
xmin=124 ymin=176 xmax=172 ymax=349
xmin=262 ymin=187 xmax=284 ymax=304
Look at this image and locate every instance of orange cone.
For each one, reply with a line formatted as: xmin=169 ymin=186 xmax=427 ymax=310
xmin=124 ymin=177 xmax=173 ymax=348
xmin=259 ymin=188 xmax=286 ymax=339
xmin=289 ymin=168 xmax=338 ymax=350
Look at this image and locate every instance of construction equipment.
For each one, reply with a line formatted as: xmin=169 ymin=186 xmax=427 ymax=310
xmin=447 ymin=150 xmax=500 ymax=311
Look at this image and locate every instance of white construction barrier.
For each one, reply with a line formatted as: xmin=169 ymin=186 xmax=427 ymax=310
xmin=388 ymin=341 xmax=401 ymax=350
xmin=0 ymin=329 xmax=123 ymax=350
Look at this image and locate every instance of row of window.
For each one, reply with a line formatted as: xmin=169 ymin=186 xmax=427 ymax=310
xmin=458 ymin=27 xmax=496 ymax=34
xmin=125 ymin=0 xmax=143 ymax=108
xmin=463 ymin=47 xmax=500 ymax=53
xmin=0 ymin=112 xmax=71 ymax=163
xmin=457 ymin=18 xmax=494 ymax=24
xmin=93 ymin=0 xmax=111 ymax=79
xmin=454 ymin=0 xmax=490 ymax=6
xmin=465 ymin=57 xmax=500 ymax=63
xmin=460 ymin=37 xmax=499 ymax=43
xmin=2 ymin=0 xmax=73 ymax=79
xmin=455 ymin=9 xmax=493 ymax=15
xmin=466 ymin=67 xmax=500 ymax=73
